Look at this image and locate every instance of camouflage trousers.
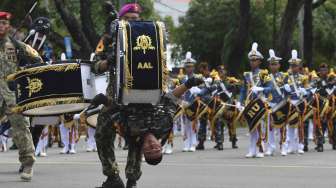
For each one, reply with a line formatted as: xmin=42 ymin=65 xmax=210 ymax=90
xmin=214 ymin=118 xmax=237 ymax=144
xmin=197 ymin=116 xmax=208 ymax=142
xmin=0 ymin=87 xmax=35 ymax=166
xmin=95 ymin=106 xmax=142 ymax=181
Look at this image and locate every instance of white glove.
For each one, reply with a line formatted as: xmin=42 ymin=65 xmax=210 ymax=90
xmin=73 ymin=114 xmax=81 ymax=120
xmin=284 ymin=84 xmax=291 ymax=92
xmin=251 ymin=86 xmax=264 ymax=94
xmin=310 ymin=88 xmax=317 ymax=94
xmin=236 ymin=102 xmax=244 ymax=112
xmin=299 ymin=87 xmax=307 ymax=96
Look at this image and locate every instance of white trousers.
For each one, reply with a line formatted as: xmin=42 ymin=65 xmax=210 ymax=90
xmin=183 ymin=117 xmax=198 ymax=150
xmin=87 ymin=127 xmax=96 ymax=149
xmin=60 ymin=123 xmax=77 ymax=150
xmin=35 ymin=126 xmax=49 ymax=155
xmin=285 ymin=126 xmax=304 ymax=152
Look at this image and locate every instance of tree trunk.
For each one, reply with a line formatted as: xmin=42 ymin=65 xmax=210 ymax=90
xmin=226 ymin=0 xmax=250 ymax=76
xmin=303 ymin=0 xmax=313 ymax=68
xmin=276 ymin=0 xmax=304 ymax=70
xmin=80 ymin=0 xmax=99 ymax=47
xmin=54 ymin=0 xmax=93 ymax=58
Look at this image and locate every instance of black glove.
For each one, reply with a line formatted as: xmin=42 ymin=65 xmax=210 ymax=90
xmin=7 ymin=81 xmax=17 ymax=91
xmin=184 ymin=77 xmax=204 ymax=89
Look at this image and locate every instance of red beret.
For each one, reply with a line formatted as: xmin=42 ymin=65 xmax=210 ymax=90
xmin=119 ymin=3 xmax=142 ymax=18
xmin=0 ymin=11 xmax=12 ymax=20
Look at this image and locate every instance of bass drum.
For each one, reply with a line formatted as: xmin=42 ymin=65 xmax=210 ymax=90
xmin=85 ymin=107 xmax=103 ymax=129
xmin=8 ymin=60 xmax=95 ymax=116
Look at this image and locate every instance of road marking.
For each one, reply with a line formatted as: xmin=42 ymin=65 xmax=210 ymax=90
xmin=1 ymin=161 xmax=336 ymax=169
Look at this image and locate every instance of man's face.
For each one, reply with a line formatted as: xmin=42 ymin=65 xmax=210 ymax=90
xmin=249 ymin=59 xmax=261 ymax=70
xmin=319 ymin=68 xmax=329 ymax=78
xmin=121 ymin=12 xmax=140 ymax=21
xmin=0 ymin=19 xmax=10 ymax=37
xmin=185 ymin=65 xmax=194 ymax=75
xmin=269 ymin=62 xmax=280 ymax=73
xmin=142 ymin=133 xmax=162 ymax=164
xmin=290 ymin=64 xmax=300 ymax=73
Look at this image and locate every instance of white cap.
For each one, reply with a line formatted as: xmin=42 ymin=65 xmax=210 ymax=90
xmin=288 ymin=49 xmax=302 ymax=65
xmin=267 ymin=49 xmax=282 ymax=62
xmin=182 ymin=51 xmax=196 ymax=66
xmin=248 ymin=42 xmax=264 ymax=60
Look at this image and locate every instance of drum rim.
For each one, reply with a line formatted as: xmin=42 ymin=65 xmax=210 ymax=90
xmin=7 ymin=63 xmax=80 ymax=81
xmin=13 ymin=97 xmax=88 ymax=115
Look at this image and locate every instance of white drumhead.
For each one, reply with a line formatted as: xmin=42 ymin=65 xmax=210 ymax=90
xmin=95 ymin=74 xmax=109 ymax=95
xmin=86 ymin=113 xmax=98 ymax=128
xmin=81 ymin=64 xmax=96 ymax=100
xmin=23 ymin=103 xmax=90 ymax=116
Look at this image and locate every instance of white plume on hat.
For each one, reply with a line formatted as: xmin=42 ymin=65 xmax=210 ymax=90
xmin=248 ymin=42 xmax=264 ymax=60
xmin=288 ymin=49 xmax=302 ymax=63
xmin=182 ymin=51 xmax=196 ymax=65
xmin=267 ymin=49 xmax=282 ymax=62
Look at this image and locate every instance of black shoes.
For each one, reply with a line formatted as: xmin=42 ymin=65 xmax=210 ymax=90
xmin=303 ymin=145 xmax=309 ymax=152
xmin=316 ymin=145 xmax=323 ymax=152
xmin=196 ymin=142 xmax=205 ymax=150
xmin=214 ymin=143 xmax=223 ymax=150
xmin=333 ymin=144 xmax=336 ymax=150
xmin=126 ymin=180 xmax=137 ymax=188
xmin=98 ymin=175 xmax=125 ymax=188
xmin=232 ymin=141 xmax=238 ymax=149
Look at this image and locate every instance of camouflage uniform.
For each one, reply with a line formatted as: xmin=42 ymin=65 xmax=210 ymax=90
xmin=0 ymin=35 xmax=42 ymax=166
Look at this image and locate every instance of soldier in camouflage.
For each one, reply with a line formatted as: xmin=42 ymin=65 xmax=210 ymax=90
xmin=0 ymin=11 xmax=43 ymax=181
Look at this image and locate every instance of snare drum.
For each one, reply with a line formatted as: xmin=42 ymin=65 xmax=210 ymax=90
xmin=116 ymin=21 xmax=168 ymax=105
xmin=8 ymin=60 xmax=95 ymax=116
xmin=184 ymin=99 xmax=208 ymax=121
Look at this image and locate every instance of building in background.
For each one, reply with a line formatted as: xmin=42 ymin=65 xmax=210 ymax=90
xmin=154 ymin=0 xmax=190 ymax=25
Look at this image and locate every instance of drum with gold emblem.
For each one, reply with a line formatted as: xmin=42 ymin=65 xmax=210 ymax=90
xmin=7 ymin=60 xmax=95 ymax=116
xmin=115 ymin=21 xmax=168 ymax=105
xmin=242 ymin=98 xmax=267 ymax=132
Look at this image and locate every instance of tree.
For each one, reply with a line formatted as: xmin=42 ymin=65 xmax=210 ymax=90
xmin=276 ymin=0 xmax=304 ymax=70
xmin=226 ymin=0 xmax=250 ymax=76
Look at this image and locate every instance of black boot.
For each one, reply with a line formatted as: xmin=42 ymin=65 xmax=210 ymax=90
xmin=126 ymin=180 xmax=137 ymax=188
xmin=213 ymin=144 xmax=219 ymax=149
xmin=333 ymin=144 xmax=336 ymax=150
xmin=19 ymin=165 xmax=24 ymax=173
xmin=217 ymin=143 xmax=223 ymax=151
xmin=232 ymin=139 xmax=238 ymax=149
xmin=9 ymin=143 xmax=18 ymax=150
xmin=303 ymin=145 xmax=309 ymax=152
xmin=316 ymin=145 xmax=323 ymax=152
xmin=196 ymin=141 xmax=205 ymax=150
xmin=97 ymin=175 xmax=125 ymax=188
xmin=58 ymin=141 xmax=64 ymax=148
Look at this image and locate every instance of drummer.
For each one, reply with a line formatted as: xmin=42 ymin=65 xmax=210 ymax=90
xmin=263 ymin=49 xmax=288 ymax=156
xmin=283 ymin=50 xmax=311 ymax=155
xmin=0 ymin=11 xmax=43 ymax=181
xmin=239 ymin=42 xmax=269 ymax=158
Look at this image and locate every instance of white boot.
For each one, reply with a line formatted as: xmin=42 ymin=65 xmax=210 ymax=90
xmin=69 ymin=144 xmax=76 ymax=154
xmin=165 ymin=143 xmax=173 ymax=154
xmin=60 ymin=145 xmax=69 ymax=154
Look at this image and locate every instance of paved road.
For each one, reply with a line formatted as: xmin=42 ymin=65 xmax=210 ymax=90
xmin=1 ymin=129 xmax=336 ymax=188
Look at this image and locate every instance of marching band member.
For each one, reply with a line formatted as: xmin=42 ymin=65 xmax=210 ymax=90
xmin=0 ymin=116 xmax=10 ymax=152
xmin=283 ymin=50 xmax=311 ymax=155
xmin=263 ymin=49 xmax=288 ymax=156
xmin=316 ymin=64 xmax=336 ymax=151
xmin=0 ymin=11 xmax=44 ymax=181
xmin=239 ymin=42 xmax=270 ymax=158
xmin=59 ymin=114 xmax=78 ymax=154
xmin=212 ymin=66 xmax=240 ymax=150
xmin=196 ymin=62 xmax=213 ymax=150
xmin=180 ymin=52 xmax=199 ymax=152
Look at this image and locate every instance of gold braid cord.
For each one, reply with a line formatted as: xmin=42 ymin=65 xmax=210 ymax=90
xmin=7 ymin=63 xmax=80 ymax=81
xmin=122 ymin=21 xmax=134 ymax=91
xmin=11 ymin=97 xmax=84 ymax=113
xmin=157 ymin=21 xmax=169 ymax=92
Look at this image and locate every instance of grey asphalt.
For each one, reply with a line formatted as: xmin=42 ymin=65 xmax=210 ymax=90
xmin=1 ymin=128 xmax=336 ymax=188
